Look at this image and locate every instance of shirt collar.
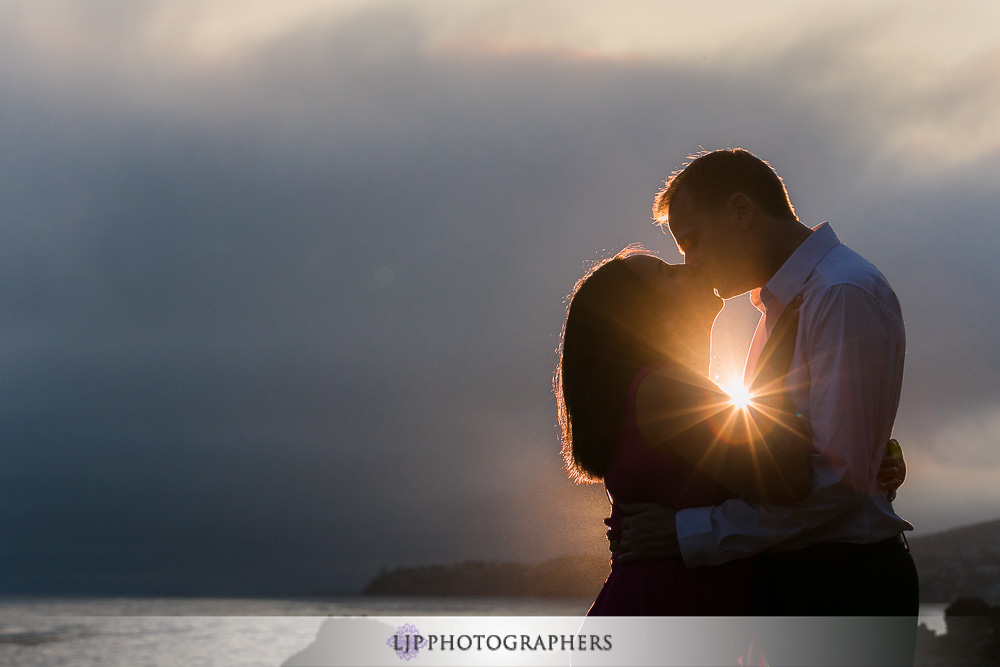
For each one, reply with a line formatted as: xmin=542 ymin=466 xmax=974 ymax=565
xmin=750 ymin=222 xmax=841 ymax=317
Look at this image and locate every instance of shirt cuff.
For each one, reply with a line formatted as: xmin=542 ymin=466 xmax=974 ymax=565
xmin=675 ymin=505 xmax=716 ymax=567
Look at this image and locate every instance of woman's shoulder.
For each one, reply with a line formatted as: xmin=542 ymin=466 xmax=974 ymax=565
xmin=637 ymin=363 xmax=723 ymax=400
xmin=633 ymin=363 xmax=728 ymax=442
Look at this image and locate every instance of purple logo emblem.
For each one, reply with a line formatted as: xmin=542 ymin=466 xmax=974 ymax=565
xmin=387 ymin=623 xmax=424 ymax=661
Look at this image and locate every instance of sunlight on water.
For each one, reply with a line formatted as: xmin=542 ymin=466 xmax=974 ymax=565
xmin=0 ymin=596 xmax=592 ymax=666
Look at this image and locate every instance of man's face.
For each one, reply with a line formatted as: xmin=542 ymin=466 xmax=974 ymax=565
xmin=666 ymin=187 xmax=750 ymax=299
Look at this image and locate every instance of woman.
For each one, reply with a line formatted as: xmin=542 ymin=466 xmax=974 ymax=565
xmin=555 ymin=246 xmax=878 ymax=615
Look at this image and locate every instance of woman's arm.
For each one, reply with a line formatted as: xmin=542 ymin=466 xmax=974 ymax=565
xmin=635 ymin=298 xmax=812 ymax=504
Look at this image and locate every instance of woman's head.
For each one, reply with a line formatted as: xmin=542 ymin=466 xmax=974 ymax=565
xmin=555 ymin=246 xmax=721 ymax=482
xmin=619 ymin=253 xmax=723 ymax=338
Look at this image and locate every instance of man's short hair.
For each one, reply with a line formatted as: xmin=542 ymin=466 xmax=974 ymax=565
xmin=653 ymin=148 xmax=797 ymax=224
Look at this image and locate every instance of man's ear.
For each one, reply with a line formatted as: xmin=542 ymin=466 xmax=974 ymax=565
xmin=728 ymin=192 xmax=754 ymax=230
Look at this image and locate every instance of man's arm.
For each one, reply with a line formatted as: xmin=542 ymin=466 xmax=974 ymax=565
xmin=612 ymin=442 xmax=907 ymax=562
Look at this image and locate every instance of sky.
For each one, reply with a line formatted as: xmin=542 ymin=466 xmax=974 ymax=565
xmin=2 ymin=0 xmax=1000 ymax=595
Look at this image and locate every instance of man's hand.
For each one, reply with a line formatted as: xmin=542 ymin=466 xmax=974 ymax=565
xmin=877 ymin=438 xmax=906 ymax=501
xmin=607 ymin=502 xmax=680 ymax=564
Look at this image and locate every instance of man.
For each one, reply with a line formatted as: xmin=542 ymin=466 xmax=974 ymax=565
xmin=615 ymin=149 xmax=918 ymax=622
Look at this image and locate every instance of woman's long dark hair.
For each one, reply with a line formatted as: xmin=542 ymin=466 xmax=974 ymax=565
xmin=555 ymin=246 xmax=685 ymax=483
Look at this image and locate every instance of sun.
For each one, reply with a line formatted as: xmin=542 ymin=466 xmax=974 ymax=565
xmin=720 ymin=380 xmax=754 ymax=410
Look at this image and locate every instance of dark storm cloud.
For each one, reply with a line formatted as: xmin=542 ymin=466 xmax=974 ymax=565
xmin=2 ymin=5 xmax=998 ymax=593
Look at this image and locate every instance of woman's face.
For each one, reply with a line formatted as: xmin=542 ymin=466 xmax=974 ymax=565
xmin=623 ymin=254 xmax=723 ymax=327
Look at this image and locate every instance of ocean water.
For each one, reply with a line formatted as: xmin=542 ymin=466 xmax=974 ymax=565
xmin=0 ymin=596 xmax=946 ymax=666
xmin=0 ymin=596 xmax=590 ymax=666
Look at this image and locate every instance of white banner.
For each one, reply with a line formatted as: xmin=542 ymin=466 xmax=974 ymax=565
xmin=11 ymin=615 xmax=917 ymax=666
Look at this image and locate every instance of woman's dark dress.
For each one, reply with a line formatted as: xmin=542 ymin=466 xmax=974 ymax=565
xmin=587 ymin=365 xmax=762 ymax=616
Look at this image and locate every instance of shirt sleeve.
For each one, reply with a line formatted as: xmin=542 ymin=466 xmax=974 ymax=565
xmin=677 ymin=284 xmax=903 ymax=566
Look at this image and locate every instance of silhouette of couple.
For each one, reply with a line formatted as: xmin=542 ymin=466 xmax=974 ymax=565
xmin=555 ymin=150 xmax=918 ymax=634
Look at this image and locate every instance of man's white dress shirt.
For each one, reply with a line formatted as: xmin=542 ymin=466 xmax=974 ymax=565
xmin=677 ymin=223 xmax=912 ymax=567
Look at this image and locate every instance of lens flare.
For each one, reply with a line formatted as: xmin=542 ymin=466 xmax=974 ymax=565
xmin=720 ymin=380 xmax=754 ymax=410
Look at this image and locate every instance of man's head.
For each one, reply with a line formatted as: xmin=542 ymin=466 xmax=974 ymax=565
xmin=653 ymin=148 xmax=801 ymax=298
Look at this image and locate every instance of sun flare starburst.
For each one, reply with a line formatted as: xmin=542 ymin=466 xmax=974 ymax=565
xmin=720 ymin=380 xmax=754 ymax=411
